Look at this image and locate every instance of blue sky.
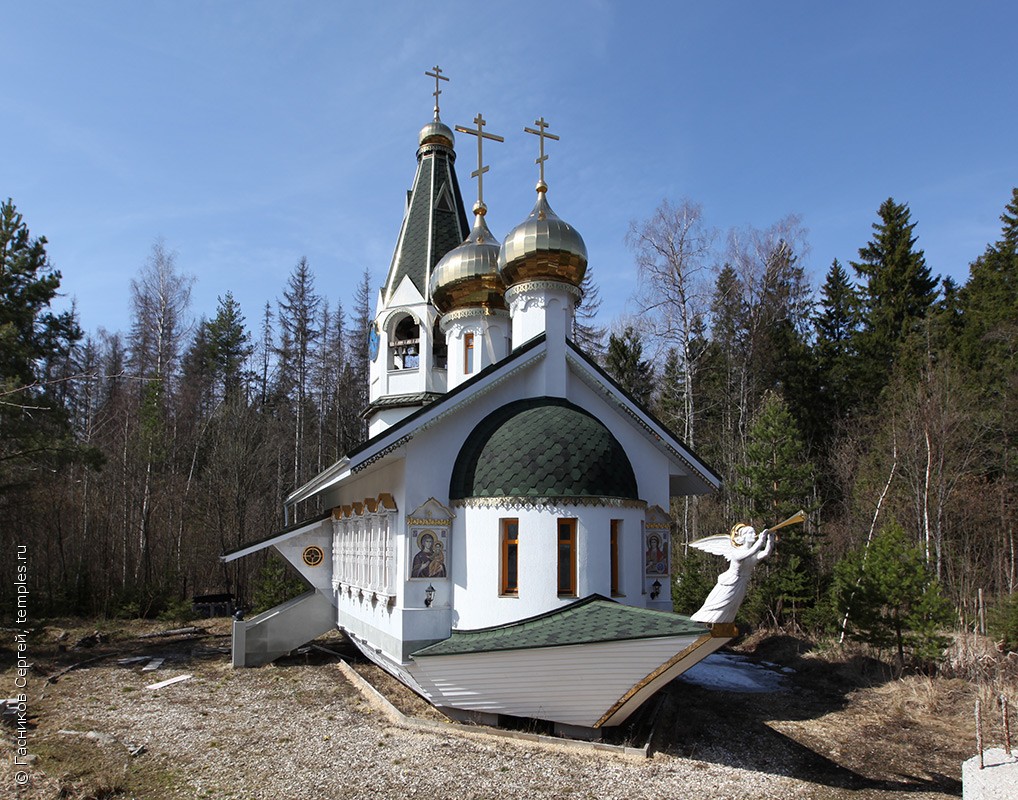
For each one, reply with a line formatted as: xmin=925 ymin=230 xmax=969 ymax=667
xmin=6 ymin=1 xmax=1016 ymax=340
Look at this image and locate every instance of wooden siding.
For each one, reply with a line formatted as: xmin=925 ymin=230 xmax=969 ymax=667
xmin=407 ymin=634 xmax=702 ymax=728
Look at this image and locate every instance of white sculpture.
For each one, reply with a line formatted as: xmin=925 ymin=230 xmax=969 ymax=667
xmin=688 ymin=512 xmax=804 ymax=624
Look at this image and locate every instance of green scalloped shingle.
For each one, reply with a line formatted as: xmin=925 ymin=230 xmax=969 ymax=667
xmin=412 ymin=595 xmax=705 ymax=656
xmin=449 ymin=397 xmax=638 ymax=500
xmin=384 ymin=150 xmax=469 ymax=299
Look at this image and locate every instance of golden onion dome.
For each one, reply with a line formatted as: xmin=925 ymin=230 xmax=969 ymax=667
xmin=419 ymin=119 xmax=455 ymax=149
xmin=497 ymin=185 xmax=587 ymax=289
xmin=430 ymin=206 xmax=507 ymax=313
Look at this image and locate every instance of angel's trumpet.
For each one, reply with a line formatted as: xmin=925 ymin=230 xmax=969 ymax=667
xmin=764 ymin=510 xmax=806 ymax=540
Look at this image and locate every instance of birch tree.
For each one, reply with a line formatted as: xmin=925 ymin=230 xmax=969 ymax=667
xmin=628 ymin=199 xmax=715 ymax=449
xmin=127 ymin=240 xmax=193 ymax=584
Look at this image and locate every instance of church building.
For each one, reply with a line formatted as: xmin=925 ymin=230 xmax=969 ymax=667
xmin=224 ymin=70 xmax=731 ymax=737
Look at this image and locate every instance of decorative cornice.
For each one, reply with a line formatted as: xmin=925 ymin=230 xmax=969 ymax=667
xmin=453 ymin=496 xmax=647 ymax=512
xmin=505 ymin=280 xmax=582 ymax=306
xmin=439 ymin=306 xmax=510 ymax=332
xmin=352 ymin=436 xmax=413 ymax=472
xmin=381 ymin=307 xmax=424 ymax=336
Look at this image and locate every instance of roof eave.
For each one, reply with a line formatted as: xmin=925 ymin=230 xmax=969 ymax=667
xmin=221 ymin=510 xmax=332 ymax=562
xmin=285 ymin=457 xmax=351 ymax=506
xmin=283 ymin=335 xmax=549 ymax=507
xmin=346 ymin=334 xmax=548 ymax=472
xmin=565 ymin=340 xmax=722 ymax=493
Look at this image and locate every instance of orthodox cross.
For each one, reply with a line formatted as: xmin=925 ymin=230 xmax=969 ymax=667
xmin=455 ymin=114 xmax=504 ymax=212
xmin=425 ymin=65 xmax=449 ymax=118
xmin=523 ymin=117 xmax=560 ymax=186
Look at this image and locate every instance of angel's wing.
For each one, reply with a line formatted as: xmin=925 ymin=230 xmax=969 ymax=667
xmin=689 ymin=534 xmax=738 ymax=558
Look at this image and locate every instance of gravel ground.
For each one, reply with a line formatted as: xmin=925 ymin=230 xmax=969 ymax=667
xmin=1 ymin=625 xmax=963 ymax=800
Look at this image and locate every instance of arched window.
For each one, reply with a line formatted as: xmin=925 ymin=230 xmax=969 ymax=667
xmin=389 ymin=315 xmax=420 ymax=370
xmin=432 ymin=319 xmax=447 ymax=369
xmin=464 ymin=332 xmax=475 ymax=374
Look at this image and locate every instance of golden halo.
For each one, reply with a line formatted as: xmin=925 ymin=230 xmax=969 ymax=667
xmin=729 ymin=523 xmax=751 ymax=546
xmin=416 ymin=529 xmax=437 ymax=550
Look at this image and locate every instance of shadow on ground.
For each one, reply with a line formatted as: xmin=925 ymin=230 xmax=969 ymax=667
xmin=646 ymin=635 xmax=962 ymax=796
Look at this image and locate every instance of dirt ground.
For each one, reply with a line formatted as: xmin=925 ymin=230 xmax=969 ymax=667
xmin=0 ymin=619 xmax=1004 ymax=799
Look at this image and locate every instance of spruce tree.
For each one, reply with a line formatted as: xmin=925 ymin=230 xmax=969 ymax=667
xmin=0 ymin=199 xmax=90 ymax=491
xmin=958 ymin=187 xmax=1018 ymax=382
xmin=737 ymin=391 xmax=815 ymax=625
xmin=573 ymin=267 xmax=607 ymax=358
xmin=205 ymin=292 xmax=251 ymax=403
xmin=347 ymin=268 xmax=372 ymax=444
xmin=277 ymin=257 xmax=322 ymax=490
xmin=180 ymin=318 xmax=215 ymax=420
xmin=814 ymin=259 xmax=862 ymax=423
xmin=605 ymin=325 xmax=654 ymax=406
xmin=851 ymin=198 xmax=938 ymax=396
xmin=656 ymin=348 xmax=684 ymax=432
xmin=697 ymin=264 xmax=745 ymax=476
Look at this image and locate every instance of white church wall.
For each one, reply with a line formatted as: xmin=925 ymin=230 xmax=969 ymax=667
xmin=451 ymin=503 xmax=650 ymax=630
xmin=368 ymin=406 xmax=417 ymax=437
xmin=339 ymin=590 xmax=404 ymax=658
xmin=481 ymin=315 xmax=511 ymax=370
xmin=273 ymin=529 xmax=333 ymax=595
xmin=441 ymin=313 xmax=511 ymax=391
xmin=508 ymin=283 xmax=576 ymax=350
xmin=339 ymin=592 xmax=452 ymax=662
xmin=385 ymin=369 xmax=422 ymax=396
xmin=565 ymin=376 xmax=674 ymax=508
xmin=402 ymin=372 xmax=534 ymax=503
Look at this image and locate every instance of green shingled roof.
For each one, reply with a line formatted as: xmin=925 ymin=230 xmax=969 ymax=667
xmin=449 ymin=397 xmax=639 ymax=500
xmin=383 ymin=147 xmax=469 ymax=301
xmin=412 ymin=595 xmax=705 ymax=657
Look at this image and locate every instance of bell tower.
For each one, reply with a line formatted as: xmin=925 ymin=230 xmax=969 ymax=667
xmin=365 ymin=67 xmax=471 ymax=436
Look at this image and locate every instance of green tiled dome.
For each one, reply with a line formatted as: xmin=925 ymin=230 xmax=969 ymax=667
xmin=450 ymin=398 xmax=638 ymax=500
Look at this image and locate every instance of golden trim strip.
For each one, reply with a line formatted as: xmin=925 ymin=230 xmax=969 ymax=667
xmin=593 ymin=631 xmax=722 ymax=729
xmin=709 ymin=623 xmax=739 ymax=639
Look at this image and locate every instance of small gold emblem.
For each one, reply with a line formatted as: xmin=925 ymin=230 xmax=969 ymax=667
xmin=302 ymin=545 xmax=324 ymax=567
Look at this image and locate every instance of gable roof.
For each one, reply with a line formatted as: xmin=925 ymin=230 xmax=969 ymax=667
xmin=565 ymin=339 xmax=722 ymax=493
xmin=412 ymin=595 xmax=705 ymax=657
xmin=285 ymin=334 xmax=549 ymax=505
xmin=285 ymin=334 xmax=720 ymax=506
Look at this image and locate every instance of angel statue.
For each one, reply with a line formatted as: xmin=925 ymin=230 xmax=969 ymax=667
xmin=688 ymin=511 xmax=805 ymax=624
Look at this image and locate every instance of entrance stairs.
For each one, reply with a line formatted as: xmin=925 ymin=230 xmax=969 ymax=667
xmin=232 ymin=589 xmax=335 ymax=667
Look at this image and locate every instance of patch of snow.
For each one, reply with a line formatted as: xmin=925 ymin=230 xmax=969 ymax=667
xmin=677 ymin=652 xmax=789 ymax=693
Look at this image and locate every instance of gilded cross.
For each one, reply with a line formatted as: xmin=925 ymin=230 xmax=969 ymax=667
xmin=455 ymin=114 xmax=504 ymax=211
xmin=425 ymin=65 xmax=449 ymax=118
xmin=523 ymin=117 xmax=560 ymax=186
